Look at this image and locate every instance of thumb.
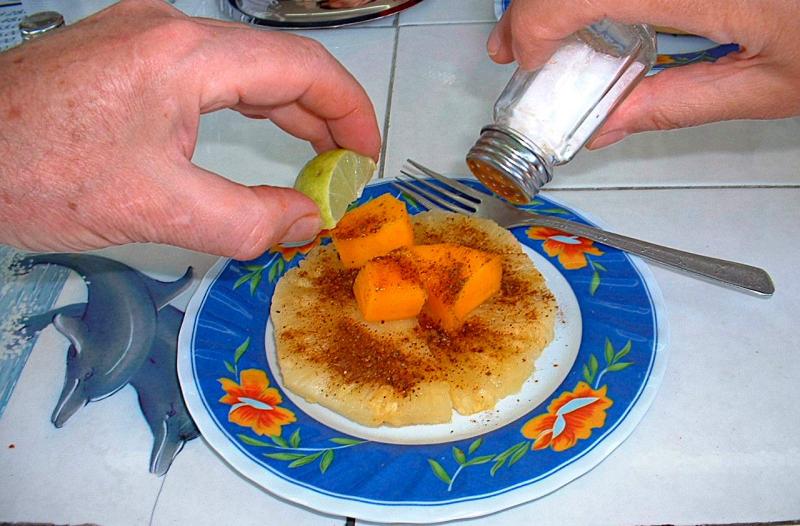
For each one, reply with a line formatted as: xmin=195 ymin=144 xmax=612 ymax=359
xmin=588 ymin=59 xmax=789 ymax=148
xmin=143 ymin=164 xmax=321 ymax=259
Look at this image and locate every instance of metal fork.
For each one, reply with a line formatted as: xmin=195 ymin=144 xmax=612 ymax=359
xmin=394 ymin=159 xmax=774 ymax=296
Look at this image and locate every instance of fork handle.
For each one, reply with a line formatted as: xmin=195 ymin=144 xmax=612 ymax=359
xmin=515 ymin=215 xmax=774 ymax=296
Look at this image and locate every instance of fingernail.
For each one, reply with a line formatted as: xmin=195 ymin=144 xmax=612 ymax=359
xmin=280 ymin=214 xmax=321 ymax=244
xmin=588 ymin=130 xmax=627 ymax=150
xmin=487 ymin=26 xmax=501 ymax=56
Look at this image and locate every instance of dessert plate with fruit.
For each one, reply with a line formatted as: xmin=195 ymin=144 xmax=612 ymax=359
xmin=177 ymin=177 xmax=667 ymax=523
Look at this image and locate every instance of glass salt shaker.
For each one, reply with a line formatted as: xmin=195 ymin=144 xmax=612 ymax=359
xmin=467 ymin=20 xmax=657 ymax=203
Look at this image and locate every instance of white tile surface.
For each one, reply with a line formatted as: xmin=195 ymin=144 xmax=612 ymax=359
xmin=385 ymin=23 xmax=800 ymax=187
xmin=384 ymin=23 xmax=514 ymax=180
xmin=151 ymin=439 xmax=343 ymax=526
xmin=192 ymin=26 xmax=395 ymax=188
xmin=398 ymin=0 xmax=496 ymax=25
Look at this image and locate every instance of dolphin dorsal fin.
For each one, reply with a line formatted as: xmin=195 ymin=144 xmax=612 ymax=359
xmin=143 ymin=267 xmax=194 ymax=310
xmin=52 ymin=314 xmax=89 ymax=353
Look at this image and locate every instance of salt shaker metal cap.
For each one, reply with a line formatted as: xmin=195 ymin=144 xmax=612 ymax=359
xmin=467 ymin=20 xmax=656 ymax=203
xmin=19 ymin=11 xmax=65 ymax=41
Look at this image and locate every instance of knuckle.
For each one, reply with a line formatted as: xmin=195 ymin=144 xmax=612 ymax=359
xmin=294 ymin=35 xmax=333 ymax=66
xmin=226 ymin=198 xmax=281 ymax=260
xmin=228 ymin=220 xmax=274 ymax=260
xmin=147 ymin=18 xmax=207 ymax=49
xmin=645 ymin=106 xmax=685 ymax=131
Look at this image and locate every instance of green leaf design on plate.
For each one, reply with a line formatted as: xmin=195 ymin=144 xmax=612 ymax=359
xmin=453 ymin=446 xmax=466 ymax=465
xmin=615 ymin=340 xmax=632 ymax=361
xmin=604 ymin=339 xmax=614 ymax=365
xmin=428 ymin=459 xmax=452 ymax=485
xmin=464 ymin=455 xmax=495 ymax=466
xmin=508 ymin=443 xmax=528 ymax=466
xmin=491 ymin=441 xmax=528 ymax=476
xmin=590 ymin=270 xmax=601 ymax=296
xmin=264 ymin=452 xmax=306 ymax=461
xmin=582 ymin=363 xmax=593 ymax=384
xmin=271 ymin=435 xmax=289 ymax=448
xmin=607 ymin=361 xmax=634 ymax=372
xmin=592 ymin=338 xmax=635 ymax=388
xmin=536 ymin=207 xmax=570 ymax=215
xmin=288 ymin=452 xmax=322 ymax=468
xmin=320 ymin=450 xmax=334 ymax=473
xmin=233 ymin=274 xmax=251 ymax=290
xmin=468 ymin=437 xmax=483 ymax=455
xmin=329 ymin=437 xmax=366 ymax=446
xmin=237 ymin=434 xmax=273 ymax=447
xmin=234 ymin=337 xmax=250 ymax=365
xmin=399 ymin=191 xmax=420 ymax=210
xmin=224 ymin=361 xmax=235 ymax=375
xmin=289 ymin=428 xmax=301 ymax=448
xmin=249 ymin=271 xmax=262 ymax=295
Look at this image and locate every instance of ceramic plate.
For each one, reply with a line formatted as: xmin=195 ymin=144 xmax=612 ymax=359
xmin=653 ymin=33 xmax=738 ymax=72
xmin=177 ymin=179 xmax=668 ymax=523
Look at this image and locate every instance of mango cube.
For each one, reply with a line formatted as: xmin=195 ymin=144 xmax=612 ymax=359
xmin=332 ymin=194 xmax=414 ymax=269
xmin=411 ymin=243 xmax=503 ymax=332
xmin=353 ymin=249 xmax=427 ymax=322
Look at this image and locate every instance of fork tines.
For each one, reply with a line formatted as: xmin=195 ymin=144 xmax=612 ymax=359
xmin=392 ymin=160 xmax=481 ymax=216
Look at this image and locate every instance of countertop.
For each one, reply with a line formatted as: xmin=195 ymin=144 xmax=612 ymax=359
xmin=1 ymin=1 xmax=799 ymax=525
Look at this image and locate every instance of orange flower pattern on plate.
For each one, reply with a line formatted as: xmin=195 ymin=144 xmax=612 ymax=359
xmin=271 ymin=230 xmax=330 ymax=261
xmin=219 ymin=369 xmax=296 ymax=436
xmin=521 ymin=381 xmax=613 ymax=452
xmin=526 ymin=226 xmax=604 ymax=270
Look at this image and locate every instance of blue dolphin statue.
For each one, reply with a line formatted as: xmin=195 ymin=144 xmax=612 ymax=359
xmin=22 ymin=302 xmax=199 ymax=475
xmin=20 ymin=254 xmax=193 ymax=427
xmin=131 ymin=305 xmax=199 ymax=476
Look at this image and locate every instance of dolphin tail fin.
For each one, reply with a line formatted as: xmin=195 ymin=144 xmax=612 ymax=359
xmin=144 ymin=267 xmax=194 ymax=311
xmin=149 ymin=417 xmax=199 ymax=476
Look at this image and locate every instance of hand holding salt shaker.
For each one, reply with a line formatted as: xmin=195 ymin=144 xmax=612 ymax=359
xmin=467 ymin=20 xmax=656 ymax=203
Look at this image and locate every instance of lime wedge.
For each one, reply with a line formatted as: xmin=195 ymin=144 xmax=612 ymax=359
xmin=294 ymin=149 xmax=377 ymax=229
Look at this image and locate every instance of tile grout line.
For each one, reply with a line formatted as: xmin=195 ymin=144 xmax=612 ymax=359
xmin=148 ymin=473 xmax=168 ymax=526
xmin=397 ymin=20 xmax=496 ymax=28
xmin=377 ymin=24 xmax=401 ymax=179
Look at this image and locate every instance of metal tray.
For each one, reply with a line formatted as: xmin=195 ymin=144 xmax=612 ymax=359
xmin=221 ymin=0 xmax=424 ymax=28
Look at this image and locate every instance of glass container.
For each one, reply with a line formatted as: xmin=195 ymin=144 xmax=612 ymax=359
xmin=467 ymin=20 xmax=657 ymax=203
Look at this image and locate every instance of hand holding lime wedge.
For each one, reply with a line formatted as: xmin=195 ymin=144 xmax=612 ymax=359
xmin=294 ymin=149 xmax=377 ymax=229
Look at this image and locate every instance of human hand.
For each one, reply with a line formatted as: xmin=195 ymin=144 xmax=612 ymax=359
xmin=0 ymin=0 xmax=380 ymax=258
xmin=487 ymin=0 xmax=800 ymax=148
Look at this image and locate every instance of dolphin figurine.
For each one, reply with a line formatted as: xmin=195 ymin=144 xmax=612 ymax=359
xmin=130 ymin=305 xmax=200 ymax=476
xmin=21 ymin=302 xmax=200 ymax=475
xmin=20 ymin=254 xmax=193 ymax=427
